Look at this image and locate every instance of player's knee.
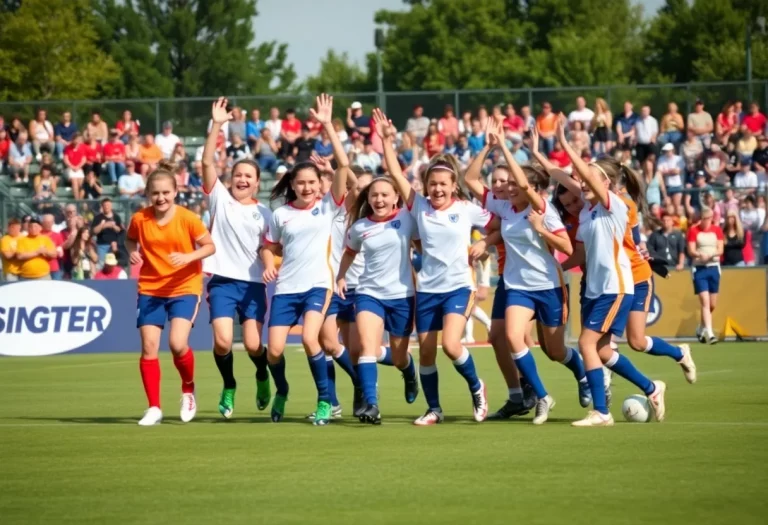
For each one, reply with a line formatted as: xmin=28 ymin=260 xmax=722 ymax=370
xmin=213 ymin=332 xmax=233 ymax=354
xmin=140 ymin=340 xmax=160 ymax=359
xmin=627 ymin=335 xmax=646 ymax=352
xmin=301 ymin=333 xmax=320 ymax=352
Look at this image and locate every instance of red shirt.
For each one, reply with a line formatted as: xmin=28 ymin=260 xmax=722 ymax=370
xmin=94 ymin=266 xmax=124 ymax=280
xmin=64 ymin=143 xmax=87 ymax=166
xmin=743 ymin=113 xmax=767 ymax=134
xmin=103 ymin=141 xmax=126 ymax=161
xmin=43 ymin=230 xmax=63 ymax=272
xmin=503 ymin=115 xmax=525 ymax=133
xmin=0 ymin=138 xmax=9 ymax=160
xmin=548 ymin=149 xmax=571 ymax=168
xmin=281 ymin=118 xmax=302 ymax=136
xmin=116 ymin=120 xmax=140 ymax=135
xmin=84 ymin=142 xmax=102 ymax=163
xmin=305 ymin=119 xmax=322 ymax=136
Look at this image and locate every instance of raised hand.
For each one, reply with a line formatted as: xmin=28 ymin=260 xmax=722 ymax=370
xmin=372 ymin=108 xmax=394 ymax=139
xmin=211 ymin=97 xmax=233 ymax=125
xmin=310 ymin=152 xmax=333 ymax=174
xmin=531 ymin=124 xmax=540 ymax=154
xmin=486 ymin=117 xmax=504 ymax=147
xmin=310 ymin=93 xmax=334 ymax=125
xmin=555 ymin=113 xmax=568 ymax=143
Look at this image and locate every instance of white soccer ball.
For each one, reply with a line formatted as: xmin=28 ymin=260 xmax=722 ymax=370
xmin=622 ymin=394 xmax=651 ymax=423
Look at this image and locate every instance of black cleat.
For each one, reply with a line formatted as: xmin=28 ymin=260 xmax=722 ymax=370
xmin=487 ymin=399 xmax=531 ymax=420
xmin=404 ymin=374 xmax=419 ymax=404
xmin=352 ymin=387 xmax=365 ymax=418
xmin=359 ymin=404 xmax=381 ymax=425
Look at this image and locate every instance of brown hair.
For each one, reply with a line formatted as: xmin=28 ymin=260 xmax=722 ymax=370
xmin=592 ymin=157 xmax=660 ymax=230
xmin=270 ymin=161 xmax=321 ymax=203
xmin=347 ymin=177 xmax=402 ymax=229
xmin=146 ymin=160 xmax=179 ymax=190
xmin=232 ymin=159 xmax=261 ymax=180
xmin=421 ymin=153 xmax=468 ymax=200
xmin=522 ymin=163 xmax=549 ymax=191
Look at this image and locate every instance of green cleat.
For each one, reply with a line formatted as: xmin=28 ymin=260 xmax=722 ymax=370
xmin=313 ymin=400 xmax=332 ymax=426
xmin=218 ymin=388 xmax=236 ymax=419
xmin=256 ymin=378 xmax=271 ymax=411
xmin=271 ymin=394 xmax=287 ymax=422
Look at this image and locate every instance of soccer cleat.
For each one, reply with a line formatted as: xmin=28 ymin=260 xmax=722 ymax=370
xmin=413 ymin=409 xmax=444 ymax=426
xmin=353 ymin=387 xmax=365 ymax=418
xmin=696 ymin=325 xmax=706 ymax=344
xmin=180 ymin=392 xmax=197 ymax=423
xmin=604 ymin=366 xmax=613 ymax=408
xmin=571 ymin=410 xmax=615 ymax=427
xmin=678 ymin=344 xmax=697 ymax=384
xmin=218 ymin=388 xmax=236 ymax=419
xmin=520 ymin=376 xmax=537 ymax=405
xmin=403 ymin=374 xmax=419 ymax=404
xmin=313 ymin=401 xmax=333 ymax=426
xmin=138 ymin=407 xmax=163 ymax=426
xmin=707 ymin=332 xmax=718 ymax=345
xmin=578 ymin=380 xmax=592 ymax=408
xmin=256 ymin=378 xmax=271 ymax=411
xmin=471 ymin=380 xmax=488 ymax=422
xmin=647 ymin=380 xmax=667 ymax=422
xmin=307 ymin=405 xmax=342 ymax=420
xmin=532 ymin=395 xmax=555 ymax=425
xmin=271 ymin=394 xmax=287 ymax=423
xmin=486 ymin=399 xmax=531 ymax=420
xmin=359 ymin=404 xmax=382 ymax=425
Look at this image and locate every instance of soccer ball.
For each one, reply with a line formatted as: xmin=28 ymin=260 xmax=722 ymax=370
xmin=621 ymin=395 xmax=651 ymax=423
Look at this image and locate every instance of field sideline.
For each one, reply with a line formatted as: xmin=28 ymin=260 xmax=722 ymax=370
xmin=1 ymin=343 xmax=767 ymax=524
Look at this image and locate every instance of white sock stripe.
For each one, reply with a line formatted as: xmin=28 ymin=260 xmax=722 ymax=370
xmin=512 ymin=347 xmax=530 ymax=360
xmin=453 ymin=347 xmax=470 ymax=366
xmin=324 ymin=355 xmax=334 ymax=362
xmin=561 ymin=347 xmax=574 ymax=365
xmin=311 ymin=352 xmax=325 ymax=362
xmin=420 ymin=364 xmax=437 ymax=375
xmin=605 ymin=351 xmax=620 ymax=368
xmin=644 ymin=336 xmax=653 ymax=353
xmin=508 ymin=387 xmax=523 ymax=396
xmin=358 ymin=356 xmax=377 ymax=364
xmin=335 ymin=347 xmax=347 ymax=358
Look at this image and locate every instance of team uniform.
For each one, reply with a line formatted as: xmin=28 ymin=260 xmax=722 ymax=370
xmin=328 ymin=209 xmax=364 ymax=322
xmin=687 ymin=223 xmax=723 ymax=296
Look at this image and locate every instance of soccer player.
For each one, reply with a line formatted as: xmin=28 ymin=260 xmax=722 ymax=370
xmin=687 ymin=207 xmax=724 ymax=345
xmin=203 ymin=98 xmax=273 ymax=419
xmin=260 ymin=94 xmax=349 ymax=426
xmin=371 ymin=109 xmax=489 ymax=426
xmin=126 ymin=162 xmax=215 ymax=426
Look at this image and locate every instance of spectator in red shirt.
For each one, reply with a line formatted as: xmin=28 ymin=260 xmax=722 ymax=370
xmin=502 ymin=103 xmax=525 ymax=139
xmin=438 ymin=104 xmax=459 ymax=141
xmin=84 ymin=134 xmax=103 ymax=181
xmin=280 ymin=108 xmax=302 ymax=157
xmin=94 ymin=253 xmax=127 ymax=280
xmin=305 ymin=113 xmax=322 ymax=139
xmin=548 ymin=140 xmax=572 ymax=170
xmin=0 ymin=128 xmax=9 ymax=171
xmin=424 ymin=123 xmax=444 ymax=159
xmin=41 ymin=213 xmax=64 ymax=280
xmin=743 ymin=102 xmax=767 ymax=135
xmin=116 ymin=110 xmax=140 ymax=144
xmin=103 ymin=130 xmax=127 ymax=184
xmin=64 ymin=133 xmax=87 ymax=198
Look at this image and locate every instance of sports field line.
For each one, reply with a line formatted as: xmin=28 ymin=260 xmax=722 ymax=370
xmin=0 ymin=421 xmax=767 ymax=428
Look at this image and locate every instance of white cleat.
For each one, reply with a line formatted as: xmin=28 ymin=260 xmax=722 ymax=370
xmin=678 ymin=344 xmax=697 ymax=384
xmin=180 ymin=392 xmax=197 ymax=423
xmin=571 ymin=410 xmax=615 ymax=427
xmin=413 ymin=409 xmax=444 ymax=426
xmin=647 ymin=380 xmax=667 ymax=422
xmin=471 ymin=380 xmax=488 ymax=422
xmin=532 ymin=395 xmax=555 ymax=425
xmin=138 ymin=406 xmax=163 ymax=426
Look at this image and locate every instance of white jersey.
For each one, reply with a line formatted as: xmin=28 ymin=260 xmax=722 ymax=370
xmin=483 ymin=191 xmax=565 ymax=292
xmin=330 ymin=206 xmax=364 ymax=290
xmin=410 ymin=194 xmax=491 ymax=293
xmin=576 ymin=192 xmax=635 ymax=299
xmin=203 ymin=178 xmax=271 ymax=283
xmin=265 ymin=192 xmax=344 ymax=295
xmin=346 ymin=208 xmax=416 ymax=300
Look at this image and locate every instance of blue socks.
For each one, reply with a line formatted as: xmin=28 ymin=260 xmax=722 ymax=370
xmin=399 ymin=353 xmax=416 ymax=380
xmin=334 ymin=347 xmax=359 ymax=386
xmin=308 ymin=352 xmax=330 ymax=403
xmin=606 ymin=351 xmax=654 ymax=395
xmin=358 ymin=356 xmax=378 ymax=405
xmin=561 ymin=347 xmax=587 ymax=382
xmin=268 ymin=355 xmax=289 ymax=396
xmin=419 ymin=364 xmax=440 ymax=410
xmin=644 ymin=336 xmax=684 ymax=361
xmin=585 ymin=368 xmax=608 ymax=414
xmin=377 ymin=346 xmax=394 ymax=366
xmin=453 ymin=347 xmax=481 ymax=392
xmin=513 ymin=348 xmax=548 ymax=399
xmin=325 ymin=355 xmax=339 ymax=406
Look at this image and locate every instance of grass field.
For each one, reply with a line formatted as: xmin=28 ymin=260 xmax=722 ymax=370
xmin=1 ymin=343 xmax=767 ymax=524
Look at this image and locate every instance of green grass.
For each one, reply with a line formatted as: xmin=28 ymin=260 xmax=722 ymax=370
xmin=1 ymin=343 xmax=767 ymax=524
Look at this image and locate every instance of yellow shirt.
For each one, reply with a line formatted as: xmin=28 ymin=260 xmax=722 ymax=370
xmin=17 ymin=235 xmax=54 ymax=279
xmin=1 ymin=234 xmax=21 ymax=276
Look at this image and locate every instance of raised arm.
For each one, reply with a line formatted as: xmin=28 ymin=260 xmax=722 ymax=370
xmin=490 ymin=119 xmax=545 ymax=212
xmin=463 ymin=119 xmax=494 ymax=201
xmin=203 ymin=98 xmax=232 ymax=193
xmin=556 ymin=113 xmax=609 ymax=208
xmin=311 ymin=94 xmax=348 ymax=204
xmin=372 ymin=108 xmax=413 ymax=206
xmin=531 ymin=125 xmax=581 ymax=195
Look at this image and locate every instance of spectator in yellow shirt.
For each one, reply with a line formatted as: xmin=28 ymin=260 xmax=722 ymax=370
xmin=1 ymin=217 xmax=23 ymax=281
xmin=15 ymin=218 xmax=57 ymax=280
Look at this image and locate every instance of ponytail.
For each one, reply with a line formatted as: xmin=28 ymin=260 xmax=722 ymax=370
xmin=270 ymin=161 xmax=320 ymax=204
xmin=523 ymin=163 xmax=550 ymax=192
xmin=620 ymin=164 xmax=659 ymax=230
xmin=146 ymin=160 xmax=179 ymax=191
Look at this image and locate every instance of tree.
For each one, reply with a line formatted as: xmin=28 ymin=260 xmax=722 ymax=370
xmin=305 ymin=50 xmax=375 ymax=94
xmin=0 ymin=0 xmax=120 ymax=101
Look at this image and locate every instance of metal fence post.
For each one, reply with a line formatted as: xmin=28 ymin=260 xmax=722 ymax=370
xmin=155 ymin=99 xmax=161 ymax=135
xmin=685 ymin=84 xmax=692 ymax=115
xmin=527 ymin=89 xmax=533 ymax=110
xmin=454 ymin=90 xmax=460 ymax=117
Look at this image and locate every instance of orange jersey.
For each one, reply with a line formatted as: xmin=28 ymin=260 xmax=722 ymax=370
xmin=495 ymin=243 xmax=506 ymax=275
xmin=127 ymin=206 xmax=208 ymax=297
xmin=620 ymin=195 xmax=652 ymax=283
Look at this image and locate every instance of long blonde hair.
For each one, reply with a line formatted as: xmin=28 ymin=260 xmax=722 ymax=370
xmin=725 ymin=209 xmax=744 ymax=241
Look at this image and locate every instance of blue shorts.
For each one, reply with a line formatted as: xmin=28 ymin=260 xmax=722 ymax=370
xmin=581 ymin=293 xmax=633 ymax=336
xmin=356 ymin=294 xmax=415 ymax=337
xmin=269 ymin=287 xmax=332 ymax=328
xmin=631 ymin=278 xmax=653 ymax=313
xmin=137 ymin=294 xmax=201 ymax=328
xmin=491 ymin=280 xmax=506 ymax=321
xmin=327 ymin=290 xmax=356 ymax=323
xmin=207 ymin=275 xmax=267 ymax=324
xmin=505 ymin=287 xmax=567 ymax=327
xmin=693 ymin=265 xmax=720 ymax=294
xmin=415 ymin=287 xmax=473 ymax=333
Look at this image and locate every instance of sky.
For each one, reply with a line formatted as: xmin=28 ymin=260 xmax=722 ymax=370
xmin=252 ymin=0 xmax=667 ymax=82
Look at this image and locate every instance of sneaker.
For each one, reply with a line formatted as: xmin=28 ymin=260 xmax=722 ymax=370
xmin=706 ymin=332 xmax=717 ymax=345
xmin=138 ymin=406 xmax=163 ymax=426
xmin=578 ymin=380 xmax=592 ymax=408
xmin=313 ymin=401 xmax=333 ymax=426
xmin=218 ymin=388 xmax=236 ymax=419
xmin=413 ymin=409 xmax=444 ymax=426
xmin=403 ymin=374 xmax=419 ymax=404
xmin=678 ymin=344 xmax=697 ymax=384
xmin=271 ymin=394 xmax=287 ymax=423
xmin=353 ymin=387 xmax=365 ymax=418
xmin=647 ymin=380 xmax=667 ymax=422
xmin=532 ymin=395 xmax=555 ymax=425
xmin=256 ymin=378 xmax=271 ymax=411
xmin=471 ymin=380 xmax=488 ymax=422
xmin=180 ymin=392 xmax=197 ymax=423
xmin=571 ymin=410 xmax=614 ymax=427
xmin=307 ymin=405 xmax=342 ymax=420
xmin=359 ymin=404 xmax=382 ymax=425
xmin=487 ymin=399 xmax=531 ymax=420
xmin=604 ymin=366 xmax=613 ymax=408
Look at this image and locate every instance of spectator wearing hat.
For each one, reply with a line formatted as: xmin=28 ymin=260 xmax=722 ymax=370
xmin=1 ymin=218 xmax=22 ymax=281
xmin=346 ymin=101 xmax=371 ymax=140
xmin=103 ymin=130 xmax=127 ymax=184
xmin=657 ymin=143 xmax=685 ymax=214
xmin=93 ymin=253 xmax=127 ymax=280
xmin=280 ymin=108 xmax=302 ymax=157
xmin=685 ymin=171 xmax=715 ymax=219
xmin=274 ymin=164 xmax=288 ymax=181
xmin=155 ymin=121 xmax=181 ymax=159
xmin=15 ymin=218 xmax=56 ymax=281
xmin=406 ymin=104 xmax=430 ymax=144
xmin=743 ymin=102 xmax=767 ymax=135
xmin=687 ymin=99 xmax=713 ymax=148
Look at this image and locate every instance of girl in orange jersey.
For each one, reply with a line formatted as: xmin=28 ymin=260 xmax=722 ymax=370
xmin=126 ymin=162 xmax=216 ymax=426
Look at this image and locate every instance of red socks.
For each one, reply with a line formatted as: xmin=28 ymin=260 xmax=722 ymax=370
xmin=173 ymin=348 xmax=196 ymax=394
xmin=139 ymin=358 xmax=161 ymax=408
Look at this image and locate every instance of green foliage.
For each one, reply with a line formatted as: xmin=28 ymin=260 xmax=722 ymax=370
xmin=0 ymin=0 xmax=120 ymax=101
xmin=305 ymin=50 xmax=375 ymax=94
